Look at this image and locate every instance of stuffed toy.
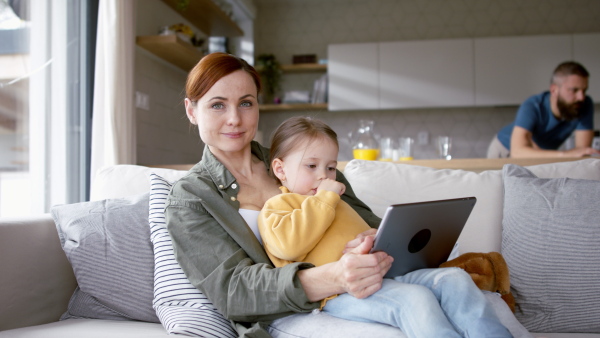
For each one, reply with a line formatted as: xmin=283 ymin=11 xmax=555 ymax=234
xmin=440 ymin=251 xmax=515 ymax=312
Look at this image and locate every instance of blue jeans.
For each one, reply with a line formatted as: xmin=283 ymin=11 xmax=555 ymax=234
xmin=323 ymin=267 xmax=512 ymax=338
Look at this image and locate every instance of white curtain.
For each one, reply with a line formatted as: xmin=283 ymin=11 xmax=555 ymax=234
xmin=90 ymin=0 xmax=136 ymax=181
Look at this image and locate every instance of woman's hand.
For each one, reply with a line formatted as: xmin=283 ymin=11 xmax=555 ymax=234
xmin=336 ymin=236 xmax=393 ymax=298
xmin=343 ymin=228 xmax=377 ymax=254
xmin=297 ymin=235 xmax=393 ymax=302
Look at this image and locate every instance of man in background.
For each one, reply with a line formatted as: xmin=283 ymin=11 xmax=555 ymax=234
xmin=487 ymin=61 xmax=599 ymax=158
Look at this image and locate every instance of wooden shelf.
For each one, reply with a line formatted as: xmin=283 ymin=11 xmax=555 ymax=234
xmin=280 ymin=63 xmax=327 ymax=73
xmin=259 ymin=103 xmax=328 ymax=111
xmin=136 ymin=35 xmax=203 ymax=71
xmin=161 ymin=0 xmax=243 ymax=37
xmin=256 ymin=63 xmax=327 ymax=73
xmin=257 ymin=64 xmax=328 ymax=111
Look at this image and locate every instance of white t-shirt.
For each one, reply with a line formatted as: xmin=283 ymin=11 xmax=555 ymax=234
xmin=238 ymin=208 xmax=262 ymax=244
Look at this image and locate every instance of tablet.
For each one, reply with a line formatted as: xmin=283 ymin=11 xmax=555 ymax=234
xmin=371 ymin=197 xmax=477 ymax=278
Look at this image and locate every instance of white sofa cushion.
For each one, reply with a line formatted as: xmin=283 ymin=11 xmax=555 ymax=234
xmin=91 ymin=165 xmax=188 ymax=201
xmin=0 ymin=319 xmax=169 ymax=338
xmin=344 ymin=160 xmax=505 ymax=254
xmin=343 ymin=159 xmax=600 ymax=254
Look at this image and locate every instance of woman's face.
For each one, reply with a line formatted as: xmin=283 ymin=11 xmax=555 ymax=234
xmin=185 ymin=70 xmax=259 ymax=154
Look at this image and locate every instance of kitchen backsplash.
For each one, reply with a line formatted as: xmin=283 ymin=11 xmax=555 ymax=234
xmin=258 ymin=106 xmax=600 ymax=161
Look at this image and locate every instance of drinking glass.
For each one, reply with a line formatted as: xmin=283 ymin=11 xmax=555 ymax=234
xmin=398 ymin=137 xmax=414 ymax=160
xmin=379 ymin=137 xmax=398 ymax=161
xmin=438 ymin=136 xmax=452 ymax=160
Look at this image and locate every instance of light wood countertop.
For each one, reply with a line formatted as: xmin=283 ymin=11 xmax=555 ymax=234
xmin=150 ymin=157 xmax=596 ymax=173
xmin=336 ymin=157 xmax=592 ymax=172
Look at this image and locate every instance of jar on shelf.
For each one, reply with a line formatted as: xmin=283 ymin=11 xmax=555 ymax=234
xmin=352 ymin=120 xmax=379 ymax=161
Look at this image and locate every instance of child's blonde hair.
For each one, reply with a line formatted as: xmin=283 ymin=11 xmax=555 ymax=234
xmin=269 ymin=116 xmax=338 ymax=185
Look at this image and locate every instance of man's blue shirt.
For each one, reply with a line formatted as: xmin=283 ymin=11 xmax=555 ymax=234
xmin=497 ymin=91 xmax=594 ymax=150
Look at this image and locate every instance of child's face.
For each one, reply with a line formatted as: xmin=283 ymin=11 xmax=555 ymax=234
xmin=278 ymin=137 xmax=338 ymax=195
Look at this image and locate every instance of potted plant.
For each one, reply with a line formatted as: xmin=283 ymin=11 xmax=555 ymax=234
xmin=256 ymin=54 xmax=281 ymax=104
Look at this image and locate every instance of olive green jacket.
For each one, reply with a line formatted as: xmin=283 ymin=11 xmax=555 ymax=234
xmin=165 ymin=141 xmax=381 ymax=337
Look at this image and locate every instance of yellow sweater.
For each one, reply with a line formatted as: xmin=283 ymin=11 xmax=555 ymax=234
xmin=258 ymin=187 xmax=371 ymax=268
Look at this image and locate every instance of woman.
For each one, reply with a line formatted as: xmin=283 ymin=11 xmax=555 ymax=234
xmin=165 ymin=52 xmax=393 ymax=337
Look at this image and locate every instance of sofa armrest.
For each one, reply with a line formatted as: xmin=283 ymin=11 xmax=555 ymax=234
xmin=0 ymin=214 xmax=77 ymax=331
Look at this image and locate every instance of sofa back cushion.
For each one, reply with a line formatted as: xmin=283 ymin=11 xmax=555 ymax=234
xmin=0 ymin=215 xmax=77 ymax=331
xmin=343 ymin=159 xmax=600 ymax=254
xmin=90 ymin=165 xmax=188 ymax=201
xmin=344 ymin=160 xmax=503 ymax=254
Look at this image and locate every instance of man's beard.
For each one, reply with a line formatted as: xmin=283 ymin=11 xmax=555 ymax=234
xmin=556 ymin=95 xmax=584 ymax=121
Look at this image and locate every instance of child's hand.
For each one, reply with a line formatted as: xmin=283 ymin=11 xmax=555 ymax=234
xmin=317 ymin=178 xmax=346 ymax=196
xmin=343 ymin=228 xmax=377 ymax=254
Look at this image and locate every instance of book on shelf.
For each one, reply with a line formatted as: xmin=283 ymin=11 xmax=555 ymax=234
xmin=311 ymin=74 xmax=328 ymax=104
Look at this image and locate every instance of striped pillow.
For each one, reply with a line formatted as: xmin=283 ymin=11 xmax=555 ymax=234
xmin=52 ymin=193 xmax=159 ymax=323
xmin=501 ymin=165 xmax=600 ymax=333
xmin=149 ymin=173 xmax=237 ymax=337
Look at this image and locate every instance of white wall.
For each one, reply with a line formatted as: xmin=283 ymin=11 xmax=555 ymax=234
xmin=134 ymin=0 xmax=204 ymax=166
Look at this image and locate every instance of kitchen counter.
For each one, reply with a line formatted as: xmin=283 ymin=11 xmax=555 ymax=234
xmin=335 ymin=157 xmax=587 ymax=173
xmin=151 ymin=157 xmax=589 ymax=174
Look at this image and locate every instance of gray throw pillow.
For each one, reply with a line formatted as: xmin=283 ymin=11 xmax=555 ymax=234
xmin=501 ymin=164 xmax=600 ymax=333
xmin=51 ymin=192 xmax=159 ymax=323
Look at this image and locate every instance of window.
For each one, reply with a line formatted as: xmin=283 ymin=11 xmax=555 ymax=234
xmin=0 ymin=0 xmax=97 ymax=217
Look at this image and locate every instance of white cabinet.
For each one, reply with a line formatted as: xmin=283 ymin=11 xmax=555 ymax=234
xmin=379 ymin=39 xmax=474 ymax=109
xmin=328 ymin=34 xmax=596 ymax=111
xmin=474 ymin=35 xmax=572 ymax=106
xmin=573 ymin=33 xmax=600 ymax=102
xmin=328 ymin=43 xmax=379 ymax=111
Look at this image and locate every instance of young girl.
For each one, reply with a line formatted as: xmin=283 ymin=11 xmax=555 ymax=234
xmin=258 ymin=116 xmax=513 ymax=338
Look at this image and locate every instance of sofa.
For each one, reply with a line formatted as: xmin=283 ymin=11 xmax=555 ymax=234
xmin=1 ymin=158 xmax=600 ymax=337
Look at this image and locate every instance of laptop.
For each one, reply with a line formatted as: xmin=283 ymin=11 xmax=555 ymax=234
xmin=370 ymin=197 xmax=477 ymax=278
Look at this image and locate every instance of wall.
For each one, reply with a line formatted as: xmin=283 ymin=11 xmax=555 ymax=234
xmin=134 ymin=0 xmax=205 ymax=166
xmin=254 ymin=0 xmax=600 ymax=160
xmin=134 ymin=0 xmax=256 ymax=166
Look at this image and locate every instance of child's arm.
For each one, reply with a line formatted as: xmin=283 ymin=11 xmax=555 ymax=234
xmin=259 ymin=191 xmax=340 ymax=262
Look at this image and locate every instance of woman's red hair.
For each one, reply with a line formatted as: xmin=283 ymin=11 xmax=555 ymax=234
xmin=185 ymin=52 xmax=261 ymax=102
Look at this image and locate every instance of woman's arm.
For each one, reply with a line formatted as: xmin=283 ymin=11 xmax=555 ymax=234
xmin=298 ymin=236 xmax=393 ymax=301
xmin=166 ymin=177 xmax=319 ymax=322
xmin=166 ymin=167 xmax=389 ymax=322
